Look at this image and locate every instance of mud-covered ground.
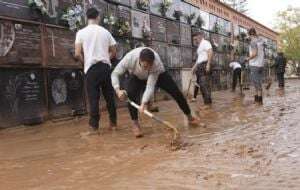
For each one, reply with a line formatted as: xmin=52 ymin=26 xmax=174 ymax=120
xmin=1 ymin=80 xmax=300 ymax=190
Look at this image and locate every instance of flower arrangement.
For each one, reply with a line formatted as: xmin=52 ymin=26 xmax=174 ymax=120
xmin=103 ymin=14 xmax=131 ymax=37
xmin=185 ymin=13 xmax=196 ymax=25
xmin=173 ymin=10 xmax=183 ymax=21
xmin=61 ymin=4 xmax=84 ymax=31
xmin=27 ymin=0 xmax=49 ymax=16
xmin=194 ymin=15 xmax=204 ymax=28
xmin=136 ymin=0 xmax=150 ymax=11
xmin=158 ymin=0 xmax=172 ymax=17
xmin=115 ymin=19 xmax=131 ymax=37
xmin=103 ymin=14 xmax=117 ymax=30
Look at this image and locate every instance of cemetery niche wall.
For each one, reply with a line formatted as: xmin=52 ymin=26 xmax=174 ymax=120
xmin=0 ymin=0 xmax=278 ymax=128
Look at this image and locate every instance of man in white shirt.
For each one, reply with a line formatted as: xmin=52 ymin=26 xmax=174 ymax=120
xmin=75 ymin=8 xmax=117 ymax=134
xmin=191 ymin=31 xmax=213 ymax=105
xmin=111 ymin=47 xmax=200 ymax=137
xmin=245 ymin=28 xmax=265 ymax=104
xmin=229 ymin=59 xmax=242 ymax=92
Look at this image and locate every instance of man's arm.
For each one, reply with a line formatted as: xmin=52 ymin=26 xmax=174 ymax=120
xmin=246 ymin=42 xmax=258 ymax=62
xmin=109 ymin=45 xmax=117 ymax=60
xmin=141 ymin=73 xmax=159 ymax=104
xmin=205 ymin=48 xmax=213 ymax=72
xmin=74 ymin=43 xmax=84 ymax=65
xmin=111 ymin=53 xmax=131 ymax=100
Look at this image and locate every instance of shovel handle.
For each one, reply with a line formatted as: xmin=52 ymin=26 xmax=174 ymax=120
xmin=127 ymin=100 xmax=154 ymax=118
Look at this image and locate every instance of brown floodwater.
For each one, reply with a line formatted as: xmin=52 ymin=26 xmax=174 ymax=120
xmin=1 ymin=80 xmax=300 ymax=190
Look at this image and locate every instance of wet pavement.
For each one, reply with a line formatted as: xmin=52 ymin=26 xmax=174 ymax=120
xmin=1 ymin=80 xmax=300 ymax=190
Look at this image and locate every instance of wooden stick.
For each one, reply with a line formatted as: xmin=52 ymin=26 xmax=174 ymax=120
xmin=127 ymin=98 xmax=180 ymax=142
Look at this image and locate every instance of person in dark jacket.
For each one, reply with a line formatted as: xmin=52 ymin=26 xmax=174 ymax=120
xmin=273 ymin=52 xmax=287 ymax=88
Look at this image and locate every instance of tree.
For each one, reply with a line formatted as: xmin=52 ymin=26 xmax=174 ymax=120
xmin=276 ymin=7 xmax=300 ymax=61
xmin=220 ymin=0 xmax=248 ymax=14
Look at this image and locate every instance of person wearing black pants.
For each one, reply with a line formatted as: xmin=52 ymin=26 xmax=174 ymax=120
xmin=195 ymin=62 xmax=212 ymax=104
xmin=75 ymin=8 xmax=117 ymax=134
xmin=127 ymin=72 xmax=191 ymax=122
xmin=112 ymin=47 xmax=199 ymax=137
xmin=273 ymin=52 xmax=287 ymax=88
xmin=86 ymin=63 xmax=117 ymax=129
xmin=191 ymin=31 xmax=213 ymax=106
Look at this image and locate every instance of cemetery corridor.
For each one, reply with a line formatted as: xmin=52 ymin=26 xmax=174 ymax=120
xmin=0 ymin=80 xmax=300 ymax=190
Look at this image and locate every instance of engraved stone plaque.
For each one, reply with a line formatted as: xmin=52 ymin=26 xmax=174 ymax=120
xmin=131 ymin=10 xmax=150 ymax=39
xmin=181 ymin=47 xmax=193 ymax=68
xmin=166 ymin=20 xmax=180 ymax=44
xmin=180 ymin=23 xmax=191 ymax=46
xmin=0 ymin=20 xmax=42 ymax=65
xmin=150 ymin=41 xmax=167 ymax=65
xmin=167 ymin=45 xmax=182 ymax=68
xmin=150 ymin=15 xmax=166 ymax=42
xmin=46 ymin=27 xmax=80 ymax=67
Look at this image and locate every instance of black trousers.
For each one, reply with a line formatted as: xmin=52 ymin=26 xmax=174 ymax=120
xmin=86 ymin=63 xmax=117 ymax=129
xmin=127 ymin=71 xmax=191 ymax=120
xmin=232 ymin=68 xmax=242 ymax=91
xmin=277 ymin=72 xmax=285 ymax=87
xmin=194 ymin=74 xmax=199 ymax=98
xmin=196 ymin=62 xmax=212 ymax=104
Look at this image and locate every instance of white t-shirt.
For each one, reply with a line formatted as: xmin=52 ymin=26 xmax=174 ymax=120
xmin=196 ymin=39 xmax=212 ymax=64
xmin=229 ymin=62 xmax=241 ymax=70
xmin=75 ymin=24 xmax=117 ymax=73
xmin=249 ymin=37 xmax=265 ymax=67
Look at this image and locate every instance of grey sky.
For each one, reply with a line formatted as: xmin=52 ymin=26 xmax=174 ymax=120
xmin=247 ymin=0 xmax=300 ymax=30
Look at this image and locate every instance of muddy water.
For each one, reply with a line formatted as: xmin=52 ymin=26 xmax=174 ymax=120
xmin=1 ymin=80 xmax=300 ymax=190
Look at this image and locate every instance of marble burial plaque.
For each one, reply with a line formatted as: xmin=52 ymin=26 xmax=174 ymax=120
xmin=118 ymin=5 xmax=131 ymax=22
xmin=150 ymin=41 xmax=167 ymax=65
xmin=0 ymin=20 xmax=42 ymax=65
xmin=131 ymin=10 xmax=150 ymax=39
xmin=167 ymin=45 xmax=182 ymax=68
xmin=0 ymin=68 xmax=46 ymax=128
xmin=181 ymin=47 xmax=193 ymax=68
xmin=166 ymin=0 xmax=180 ymax=19
xmin=46 ymin=27 xmax=80 ymax=67
xmin=180 ymin=1 xmax=191 ymax=23
xmin=0 ymin=0 xmax=60 ymax=21
xmin=107 ymin=3 xmax=118 ymax=17
xmin=90 ymin=0 xmax=108 ymax=20
xmin=150 ymin=0 xmax=161 ymax=16
xmin=180 ymin=23 xmax=191 ymax=46
xmin=47 ymin=69 xmax=86 ymax=118
xmin=150 ymin=15 xmax=166 ymax=42
xmin=115 ymin=39 xmax=131 ymax=61
xmin=166 ymin=20 xmax=180 ymax=44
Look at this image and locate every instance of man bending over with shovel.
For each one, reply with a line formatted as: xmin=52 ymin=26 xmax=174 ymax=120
xmin=111 ymin=47 xmax=199 ymax=138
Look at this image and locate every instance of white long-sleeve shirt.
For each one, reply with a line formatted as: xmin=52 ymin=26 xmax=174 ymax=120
xmin=111 ymin=47 xmax=165 ymax=103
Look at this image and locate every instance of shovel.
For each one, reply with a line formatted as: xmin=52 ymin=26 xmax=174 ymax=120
xmin=125 ymin=94 xmax=181 ymax=147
